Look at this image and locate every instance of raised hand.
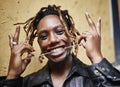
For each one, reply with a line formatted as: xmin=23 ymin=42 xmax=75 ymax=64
xmin=7 ymin=26 xmax=35 ymax=79
xmin=80 ymin=12 xmax=103 ymax=64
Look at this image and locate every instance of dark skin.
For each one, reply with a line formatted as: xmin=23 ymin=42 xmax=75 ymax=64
xmin=7 ymin=12 xmax=103 ymax=87
xmin=37 ymin=15 xmax=73 ymax=87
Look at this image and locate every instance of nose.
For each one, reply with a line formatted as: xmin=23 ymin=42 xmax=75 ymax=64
xmin=48 ymin=33 xmax=59 ymax=46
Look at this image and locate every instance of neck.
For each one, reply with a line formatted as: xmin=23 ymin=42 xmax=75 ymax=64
xmin=49 ymin=54 xmax=73 ymax=77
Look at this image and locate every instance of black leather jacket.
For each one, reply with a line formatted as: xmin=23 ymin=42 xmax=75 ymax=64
xmin=0 ymin=58 xmax=120 ymax=87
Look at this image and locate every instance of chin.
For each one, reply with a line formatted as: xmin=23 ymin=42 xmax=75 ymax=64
xmin=48 ymin=51 xmax=70 ymax=65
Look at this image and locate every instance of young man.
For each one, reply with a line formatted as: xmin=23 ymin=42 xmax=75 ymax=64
xmin=0 ymin=5 xmax=120 ymax=87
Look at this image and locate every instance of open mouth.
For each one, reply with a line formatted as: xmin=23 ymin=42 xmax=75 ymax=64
xmin=46 ymin=46 xmax=66 ymax=56
xmin=50 ymin=47 xmax=64 ymax=52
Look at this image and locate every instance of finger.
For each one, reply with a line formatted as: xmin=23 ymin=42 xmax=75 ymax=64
xmin=19 ymin=42 xmax=35 ymax=51
xmin=23 ymin=43 xmax=35 ymax=51
xmin=85 ymin=12 xmax=96 ymax=30
xmin=78 ymin=35 xmax=85 ymax=44
xmin=8 ymin=33 xmax=14 ymax=48
xmin=82 ymin=31 xmax=91 ymax=35
xmin=73 ymin=28 xmax=81 ymax=36
xmin=22 ymin=54 xmax=34 ymax=71
xmin=13 ymin=42 xmax=35 ymax=56
xmin=80 ymin=39 xmax=86 ymax=48
xmin=96 ymin=17 xmax=101 ymax=36
xmin=80 ymin=31 xmax=92 ymax=42
xmin=20 ymin=43 xmax=35 ymax=55
xmin=13 ymin=26 xmax=20 ymax=44
xmin=78 ymin=33 xmax=87 ymax=46
xmin=82 ymin=31 xmax=91 ymax=38
xmin=23 ymin=54 xmax=34 ymax=64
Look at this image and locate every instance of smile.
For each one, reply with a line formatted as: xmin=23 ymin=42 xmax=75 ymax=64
xmin=47 ymin=46 xmax=66 ymax=56
xmin=50 ymin=47 xmax=64 ymax=53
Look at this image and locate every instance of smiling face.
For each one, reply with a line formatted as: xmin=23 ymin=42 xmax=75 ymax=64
xmin=37 ymin=15 xmax=71 ymax=63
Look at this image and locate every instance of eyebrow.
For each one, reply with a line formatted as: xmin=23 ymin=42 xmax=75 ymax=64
xmin=53 ymin=25 xmax=65 ymax=30
xmin=38 ymin=25 xmax=65 ymax=33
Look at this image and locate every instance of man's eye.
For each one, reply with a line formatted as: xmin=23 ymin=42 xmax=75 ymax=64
xmin=56 ymin=29 xmax=65 ymax=35
xmin=38 ymin=33 xmax=48 ymax=40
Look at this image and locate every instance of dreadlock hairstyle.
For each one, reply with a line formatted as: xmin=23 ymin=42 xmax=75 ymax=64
xmin=14 ymin=5 xmax=80 ymax=62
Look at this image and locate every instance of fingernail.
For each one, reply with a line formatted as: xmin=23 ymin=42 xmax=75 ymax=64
xmin=32 ymin=48 xmax=35 ymax=51
xmin=16 ymin=25 xmax=20 ymax=29
xmin=98 ymin=16 xmax=101 ymax=21
xmin=29 ymin=53 xmax=35 ymax=59
xmin=8 ymin=33 xmax=11 ymax=36
xmin=85 ymin=12 xmax=89 ymax=16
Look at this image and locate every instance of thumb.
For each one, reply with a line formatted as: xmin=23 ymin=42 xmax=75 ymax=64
xmin=80 ymin=39 xmax=86 ymax=48
xmin=22 ymin=54 xmax=34 ymax=71
xmin=78 ymin=35 xmax=85 ymax=44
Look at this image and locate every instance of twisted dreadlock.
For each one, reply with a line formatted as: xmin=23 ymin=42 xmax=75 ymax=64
xmin=14 ymin=5 xmax=80 ymax=59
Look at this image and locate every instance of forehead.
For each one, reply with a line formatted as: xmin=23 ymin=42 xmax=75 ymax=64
xmin=37 ymin=15 xmax=62 ymax=30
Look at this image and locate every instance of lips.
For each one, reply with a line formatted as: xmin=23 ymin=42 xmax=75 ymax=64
xmin=50 ymin=47 xmax=63 ymax=53
xmin=47 ymin=46 xmax=66 ymax=56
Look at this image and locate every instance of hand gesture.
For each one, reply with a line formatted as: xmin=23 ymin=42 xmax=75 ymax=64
xmin=80 ymin=12 xmax=103 ymax=64
xmin=7 ymin=26 xmax=35 ymax=79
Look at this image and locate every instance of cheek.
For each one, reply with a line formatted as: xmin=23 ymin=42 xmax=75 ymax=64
xmin=37 ymin=34 xmax=71 ymax=51
xmin=37 ymin=39 xmax=47 ymax=52
xmin=58 ymin=34 xmax=71 ymax=44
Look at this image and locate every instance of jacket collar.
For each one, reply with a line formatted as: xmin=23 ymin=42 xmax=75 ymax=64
xmin=67 ymin=56 xmax=89 ymax=79
xmin=31 ymin=55 xmax=89 ymax=86
xmin=30 ymin=65 xmax=53 ymax=86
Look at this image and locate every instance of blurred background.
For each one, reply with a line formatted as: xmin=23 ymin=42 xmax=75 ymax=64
xmin=0 ymin=0 xmax=120 ymax=76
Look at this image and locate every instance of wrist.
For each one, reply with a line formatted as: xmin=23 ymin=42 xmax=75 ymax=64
xmin=7 ymin=71 xmax=20 ymax=80
xmin=90 ymin=54 xmax=103 ymax=64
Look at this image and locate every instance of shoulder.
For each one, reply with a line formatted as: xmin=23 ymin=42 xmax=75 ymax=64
xmin=23 ymin=64 xmax=50 ymax=86
xmin=24 ymin=64 xmax=48 ymax=79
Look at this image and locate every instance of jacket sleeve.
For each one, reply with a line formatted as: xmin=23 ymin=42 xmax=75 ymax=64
xmin=0 ymin=76 xmax=23 ymax=87
xmin=88 ymin=58 xmax=120 ymax=87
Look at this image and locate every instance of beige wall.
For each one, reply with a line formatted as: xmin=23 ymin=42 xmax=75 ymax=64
xmin=0 ymin=0 xmax=115 ymax=76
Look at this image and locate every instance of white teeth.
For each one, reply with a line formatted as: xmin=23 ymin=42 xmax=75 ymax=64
xmin=51 ymin=47 xmax=63 ymax=53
